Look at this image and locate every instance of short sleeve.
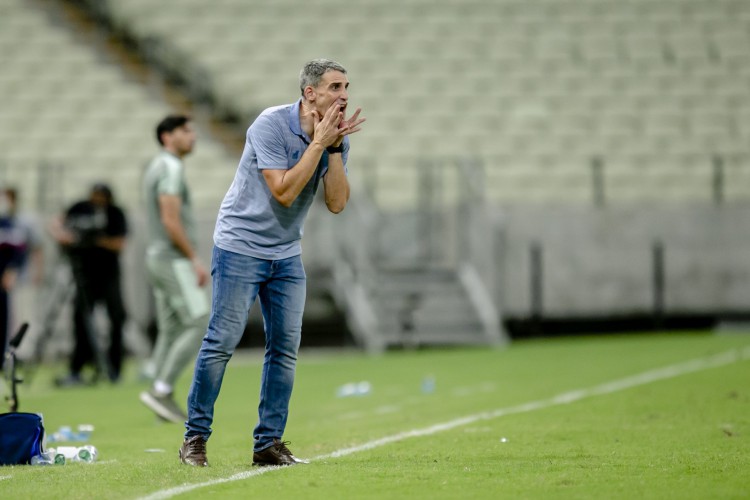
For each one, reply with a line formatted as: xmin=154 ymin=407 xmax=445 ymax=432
xmin=107 ymin=206 xmax=128 ymax=237
xmin=65 ymin=201 xmax=86 ymax=219
xmin=156 ymin=156 xmax=183 ymax=195
xmin=249 ymin=114 xmax=288 ymax=170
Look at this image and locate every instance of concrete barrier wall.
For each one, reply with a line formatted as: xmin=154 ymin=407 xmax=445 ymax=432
xmin=497 ymin=205 xmax=750 ymax=317
xmin=16 ymin=202 xmax=749 ymax=354
xmin=321 ymin=203 xmax=750 ymax=319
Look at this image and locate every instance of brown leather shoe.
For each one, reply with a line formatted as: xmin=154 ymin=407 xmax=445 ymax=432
xmin=179 ymin=435 xmax=208 ymax=467
xmin=252 ymin=439 xmax=309 ymax=466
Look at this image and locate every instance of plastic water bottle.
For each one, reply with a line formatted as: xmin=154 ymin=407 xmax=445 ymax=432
xmin=30 ymin=454 xmax=53 ymax=466
xmin=77 ymin=424 xmax=94 ymax=441
xmin=56 ymin=445 xmax=97 ymax=463
xmin=336 ymin=382 xmax=357 ymax=397
xmin=336 ymin=381 xmax=372 ymax=397
xmin=48 ymin=424 xmax=95 ymax=443
xmin=355 ymin=381 xmax=371 ymax=396
xmin=48 ymin=448 xmax=66 ymax=465
xmin=421 ymin=376 xmax=436 ymax=394
xmin=30 ymin=450 xmax=65 ymax=465
xmin=77 ymin=445 xmax=97 ymax=463
xmin=47 ymin=426 xmax=73 ymax=443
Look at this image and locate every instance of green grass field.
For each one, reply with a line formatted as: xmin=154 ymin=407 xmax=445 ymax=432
xmin=2 ymin=331 xmax=749 ymax=499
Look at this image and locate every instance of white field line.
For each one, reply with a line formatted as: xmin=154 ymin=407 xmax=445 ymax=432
xmin=0 ymin=475 xmax=11 ymax=481
xmin=139 ymin=346 xmax=750 ymax=500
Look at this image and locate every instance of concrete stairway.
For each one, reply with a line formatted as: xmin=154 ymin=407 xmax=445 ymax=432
xmin=333 ymin=262 xmax=507 ymax=352
xmin=373 ymin=267 xmax=492 ymax=348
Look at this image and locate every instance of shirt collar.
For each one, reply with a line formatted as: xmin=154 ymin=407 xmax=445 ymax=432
xmin=288 ymin=98 xmax=311 ymax=143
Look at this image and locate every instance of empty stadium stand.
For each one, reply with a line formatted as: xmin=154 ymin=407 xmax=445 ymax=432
xmin=77 ymin=0 xmax=749 ymax=207
xmin=0 ymin=0 xmax=237 ymax=213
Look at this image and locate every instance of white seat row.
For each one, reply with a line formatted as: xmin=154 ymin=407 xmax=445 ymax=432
xmin=8 ymin=0 xmax=749 ymax=208
xmin=0 ymin=0 xmax=236 ymax=211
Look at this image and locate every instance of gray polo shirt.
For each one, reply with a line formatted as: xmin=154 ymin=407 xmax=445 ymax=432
xmin=214 ymin=99 xmax=349 ymax=260
xmin=143 ymin=150 xmax=198 ymax=260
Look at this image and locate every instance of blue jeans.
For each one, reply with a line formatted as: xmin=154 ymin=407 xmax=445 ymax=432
xmin=184 ymin=246 xmax=306 ymax=452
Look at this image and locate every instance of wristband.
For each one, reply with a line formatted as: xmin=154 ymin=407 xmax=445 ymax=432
xmin=326 ymin=144 xmax=344 ymax=154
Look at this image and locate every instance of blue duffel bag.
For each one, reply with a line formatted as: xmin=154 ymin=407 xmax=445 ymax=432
xmin=0 ymin=412 xmax=45 ymax=465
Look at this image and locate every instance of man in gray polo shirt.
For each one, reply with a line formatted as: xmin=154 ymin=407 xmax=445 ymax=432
xmin=179 ymin=59 xmax=365 ymax=467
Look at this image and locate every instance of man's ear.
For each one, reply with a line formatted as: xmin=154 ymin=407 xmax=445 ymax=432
xmin=303 ymin=86 xmax=316 ymax=102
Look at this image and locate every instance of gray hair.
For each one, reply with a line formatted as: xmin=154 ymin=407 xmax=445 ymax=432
xmin=299 ymin=59 xmax=347 ymax=96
